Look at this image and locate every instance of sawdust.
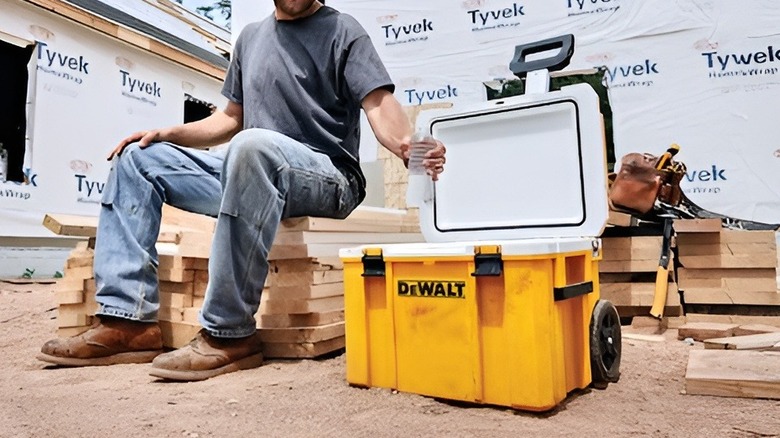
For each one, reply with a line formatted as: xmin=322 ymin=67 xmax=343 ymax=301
xmin=1 ymin=281 xmax=778 ymax=438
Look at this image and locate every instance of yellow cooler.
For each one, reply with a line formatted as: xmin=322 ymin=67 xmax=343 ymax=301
xmin=340 ymin=35 xmax=621 ymax=412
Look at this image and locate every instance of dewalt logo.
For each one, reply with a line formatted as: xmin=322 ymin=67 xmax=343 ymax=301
xmin=397 ymin=280 xmax=466 ymax=299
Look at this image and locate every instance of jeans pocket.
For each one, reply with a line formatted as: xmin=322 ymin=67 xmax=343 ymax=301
xmin=283 ymin=168 xmax=353 ymax=219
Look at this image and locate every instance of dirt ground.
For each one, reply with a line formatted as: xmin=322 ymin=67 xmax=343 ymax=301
xmin=1 ymin=281 xmax=778 ymax=438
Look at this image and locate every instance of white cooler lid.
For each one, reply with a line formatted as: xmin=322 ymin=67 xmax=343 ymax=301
xmin=408 ymin=83 xmax=608 ymax=243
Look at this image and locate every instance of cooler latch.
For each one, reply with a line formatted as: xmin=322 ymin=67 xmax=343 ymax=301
xmin=472 ymin=246 xmax=503 ymax=277
xmin=361 ymin=249 xmax=385 ymax=277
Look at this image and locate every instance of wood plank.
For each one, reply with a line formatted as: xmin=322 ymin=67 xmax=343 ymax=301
xmin=677 ymin=322 xmax=738 ymax=341
xmin=269 ymin=269 xmax=343 ymax=287
xmin=682 ymin=289 xmax=780 ymax=306
xmin=601 ymin=236 xmax=663 ymax=250
xmin=685 ymin=350 xmax=780 ymax=399
xmin=600 ymin=282 xmax=680 ymax=307
xmin=607 ymin=210 xmax=636 ymax=227
xmin=685 ymin=314 xmax=780 ymax=327
xmin=158 ymin=269 xmax=195 ymax=283
xmin=601 ymin=246 xmax=662 ymax=262
xmin=270 ymin=258 xmax=343 ymax=273
xmin=57 ymin=326 xmax=90 ymax=338
xmin=159 ymin=321 xmax=201 ymax=349
xmin=678 ymin=230 xmax=776 ymax=245
xmin=257 ymin=309 xmax=344 ymax=329
xmin=160 ymin=292 xmax=193 ymax=309
xmin=280 ymin=217 xmax=403 ymax=233
xmin=261 ymin=295 xmax=344 ymax=314
xmin=677 ymin=254 xmax=776 ymax=269
xmin=678 ymin=243 xmax=776 ymax=257
xmin=261 ymin=336 xmax=345 ymax=359
xmin=274 ymin=231 xmax=423 ymax=245
xmin=673 ymin=218 xmax=722 ymax=233
xmin=704 ymin=332 xmax=780 ymax=350
xmin=268 ymin=243 xmax=358 ymax=260
xmin=266 ymin=283 xmax=344 ymax=300
xmin=56 ymin=289 xmax=84 ymax=305
xmin=623 ymin=333 xmax=666 ymax=342
xmin=258 ymin=321 xmax=344 ymax=344
xmin=677 ymin=268 xmax=776 ymax=281
xmin=43 ymin=213 xmax=97 ymax=237
xmin=734 ymin=324 xmax=780 ymax=336
xmin=159 ymin=281 xmax=195 ymax=295
xmin=161 ymin=205 xmax=217 ymax=234
xmin=599 ymin=260 xmax=661 ymax=273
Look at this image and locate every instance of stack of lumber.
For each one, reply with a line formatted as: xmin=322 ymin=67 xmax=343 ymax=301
xmin=53 ymin=241 xmax=97 ymax=337
xmin=45 ymin=206 xmax=423 ymax=359
xmin=680 ymin=321 xmax=780 ymax=400
xmin=254 ymin=207 xmax=422 ymax=358
xmin=675 ymin=219 xmax=780 ymax=319
xmin=599 ymin=233 xmax=682 ymax=318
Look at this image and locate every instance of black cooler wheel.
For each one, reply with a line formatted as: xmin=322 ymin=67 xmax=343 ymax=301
xmin=589 ymin=299 xmax=622 ymax=388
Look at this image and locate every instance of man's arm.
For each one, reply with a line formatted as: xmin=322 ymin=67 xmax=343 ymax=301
xmin=362 ymin=88 xmax=446 ymax=180
xmin=107 ymin=100 xmax=244 ymax=160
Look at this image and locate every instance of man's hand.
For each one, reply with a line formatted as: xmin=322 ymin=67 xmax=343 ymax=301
xmin=400 ymin=136 xmax=447 ymax=181
xmin=107 ymin=129 xmax=164 ymax=160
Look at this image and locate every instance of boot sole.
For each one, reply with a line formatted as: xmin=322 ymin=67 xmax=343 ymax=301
xmin=148 ymin=353 xmax=264 ymax=381
xmin=36 ymin=350 xmax=164 ymax=367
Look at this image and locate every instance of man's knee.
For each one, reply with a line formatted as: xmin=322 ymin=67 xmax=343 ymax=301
xmin=225 ymin=129 xmax=285 ymax=172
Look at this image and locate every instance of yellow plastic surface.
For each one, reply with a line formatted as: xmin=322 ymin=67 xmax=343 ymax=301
xmin=343 ymin=247 xmax=600 ymax=412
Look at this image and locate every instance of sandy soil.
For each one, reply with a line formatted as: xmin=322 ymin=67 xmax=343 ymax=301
xmin=1 ymin=281 xmax=778 ymax=438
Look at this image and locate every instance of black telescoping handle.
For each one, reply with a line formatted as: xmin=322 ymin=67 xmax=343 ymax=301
xmin=509 ymin=34 xmax=575 ymax=78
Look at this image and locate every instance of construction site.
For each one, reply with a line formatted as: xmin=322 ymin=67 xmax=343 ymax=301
xmin=1 ymin=0 xmax=779 ymax=436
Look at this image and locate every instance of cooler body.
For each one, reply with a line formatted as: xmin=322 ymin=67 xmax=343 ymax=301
xmin=342 ymin=238 xmax=601 ymax=412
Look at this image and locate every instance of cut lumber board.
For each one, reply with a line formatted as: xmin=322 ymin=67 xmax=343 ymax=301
xmin=57 ymin=326 xmax=90 ymax=338
xmin=261 ymin=295 xmax=344 ymax=314
xmin=601 ymin=236 xmax=663 ymax=250
xmin=280 ymin=217 xmax=403 ymax=233
xmin=685 ymin=350 xmax=780 ymax=399
xmin=677 ymin=268 xmax=777 ymax=292
xmin=258 ymin=321 xmax=344 ymax=344
xmin=734 ymin=324 xmax=780 ymax=336
xmin=623 ymin=333 xmax=665 ymax=342
xmin=159 ymin=321 xmax=201 ymax=349
xmin=682 ymin=289 xmax=780 ymax=306
xmin=677 ymin=242 xmax=776 ymax=257
xmin=600 ymin=282 xmax=680 ymax=307
xmin=677 ymin=229 xmax=777 ymax=245
xmin=677 ymin=322 xmax=738 ymax=341
xmin=685 ymin=314 xmax=780 ymax=327
xmin=673 ymin=218 xmax=722 ymax=233
xmin=677 ymin=254 xmax=777 ymax=269
xmin=606 ymin=210 xmax=636 ymax=227
xmin=161 ymin=204 xmax=216 ymax=233
xmin=158 ymin=254 xmax=209 ymax=271
xmin=262 ymin=335 xmax=345 ymax=359
xmin=599 ymin=260 xmax=661 ymax=273
xmin=274 ymin=231 xmax=423 ymax=245
xmin=266 ymin=283 xmax=344 ymax=300
xmin=158 ymin=269 xmax=195 ymax=283
xmin=258 ymin=309 xmax=344 ymax=328
xmin=43 ymin=213 xmax=98 ymax=237
xmin=268 ymin=269 xmax=343 ymax=287
xmin=268 ymin=244 xmax=358 ymax=260
xmin=704 ymin=332 xmax=780 ymax=351
xmin=270 ymin=258 xmax=343 ymax=273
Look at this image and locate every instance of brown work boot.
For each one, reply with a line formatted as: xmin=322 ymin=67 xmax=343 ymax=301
xmin=149 ymin=330 xmax=263 ymax=381
xmin=37 ymin=316 xmax=163 ymax=366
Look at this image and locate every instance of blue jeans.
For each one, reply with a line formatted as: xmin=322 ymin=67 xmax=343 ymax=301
xmin=93 ymin=128 xmax=361 ymax=337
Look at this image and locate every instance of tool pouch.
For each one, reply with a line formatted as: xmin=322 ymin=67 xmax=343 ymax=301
xmin=608 ymin=153 xmax=661 ymax=215
xmin=609 ymin=152 xmax=687 ymax=215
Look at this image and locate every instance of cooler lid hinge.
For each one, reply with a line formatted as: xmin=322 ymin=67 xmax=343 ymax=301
xmin=472 ymin=246 xmax=503 ymax=277
xmin=361 ymin=249 xmax=385 ymax=277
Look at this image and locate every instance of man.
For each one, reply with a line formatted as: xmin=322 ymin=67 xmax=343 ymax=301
xmin=37 ymin=0 xmax=446 ymax=381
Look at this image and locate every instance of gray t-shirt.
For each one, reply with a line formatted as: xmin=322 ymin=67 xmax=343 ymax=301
xmin=222 ymin=6 xmax=394 ymax=197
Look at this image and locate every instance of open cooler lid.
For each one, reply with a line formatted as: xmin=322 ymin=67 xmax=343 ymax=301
xmin=408 ymin=82 xmax=608 ymax=243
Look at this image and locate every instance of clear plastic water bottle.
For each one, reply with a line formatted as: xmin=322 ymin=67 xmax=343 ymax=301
xmin=407 ymin=131 xmax=436 ymax=175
